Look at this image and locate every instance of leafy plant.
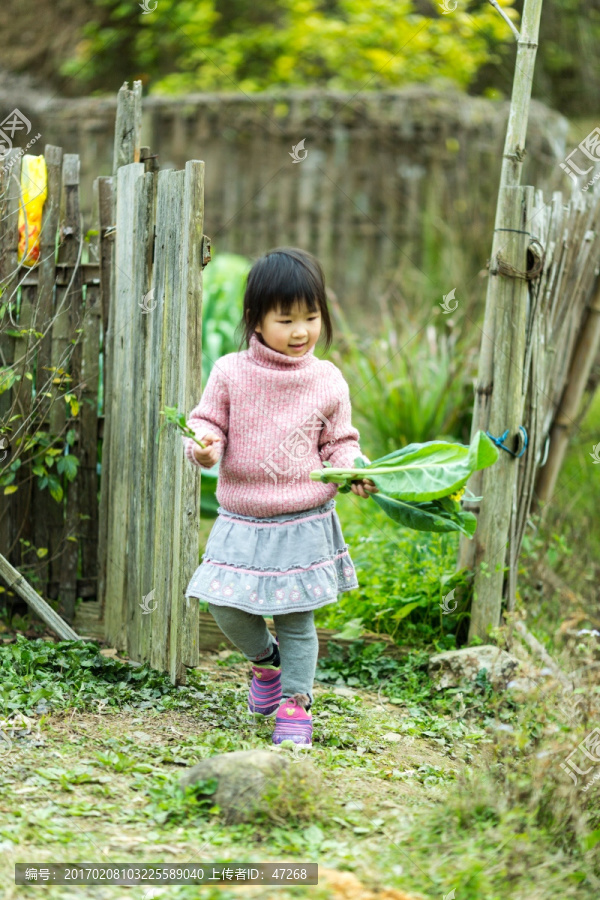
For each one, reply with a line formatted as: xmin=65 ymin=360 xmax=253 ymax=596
xmin=157 ymin=406 xmax=207 ymax=449
xmin=315 ymin=490 xmax=469 ymax=644
xmin=143 ymin=773 xmax=219 ymax=826
xmin=326 ymin=294 xmax=478 ymax=456
xmin=0 ymin=636 xmax=188 ymax=716
xmin=311 ymin=430 xmax=499 ymax=536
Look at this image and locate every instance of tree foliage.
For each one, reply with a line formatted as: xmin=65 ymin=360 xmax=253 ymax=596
xmin=60 ymin=0 xmax=519 ymax=96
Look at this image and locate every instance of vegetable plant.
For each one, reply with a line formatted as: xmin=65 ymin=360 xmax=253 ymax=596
xmin=310 ymin=430 xmax=499 ymax=537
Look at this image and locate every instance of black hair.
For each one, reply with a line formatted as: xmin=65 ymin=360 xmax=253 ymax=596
xmin=237 ymin=247 xmax=333 ymax=353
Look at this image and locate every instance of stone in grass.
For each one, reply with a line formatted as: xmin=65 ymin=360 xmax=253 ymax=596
xmin=180 ymin=749 xmax=318 ymax=825
xmin=428 ymin=645 xmax=521 ymax=691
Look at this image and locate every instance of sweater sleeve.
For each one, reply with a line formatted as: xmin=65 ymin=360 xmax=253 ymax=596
xmin=183 ymin=362 xmax=230 ymax=470
xmin=318 ymin=368 xmax=367 ymax=471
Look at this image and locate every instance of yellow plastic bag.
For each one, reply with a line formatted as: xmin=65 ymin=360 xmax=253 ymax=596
xmin=18 ymin=154 xmax=47 ymax=267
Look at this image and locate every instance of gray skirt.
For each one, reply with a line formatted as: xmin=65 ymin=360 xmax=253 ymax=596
xmin=185 ymin=498 xmax=359 ymax=615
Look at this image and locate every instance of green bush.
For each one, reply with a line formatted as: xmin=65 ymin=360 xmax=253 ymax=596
xmin=315 ymin=490 xmax=468 ymax=647
xmin=325 ymin=296 xmax=476 ymax=458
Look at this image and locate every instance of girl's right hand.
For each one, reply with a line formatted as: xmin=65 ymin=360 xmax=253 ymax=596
xmin=192 ymin=432 xmax=221 ymax=467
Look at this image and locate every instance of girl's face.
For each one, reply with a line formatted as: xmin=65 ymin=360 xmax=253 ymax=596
xmin=255 ymin=298 xmax=322 ymax=357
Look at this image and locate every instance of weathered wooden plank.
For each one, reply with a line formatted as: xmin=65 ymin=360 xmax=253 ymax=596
xmin=0 ymin=151 xmax=22 ymax=565
xmin=174 ymin=160 xmax=205 ymax=676
xmin=55 ymin=154 xmax=83 ymax=623
xmin=126 ymin=170 xmax=155 ymax=668
xmin=95 ymin=175 xmax=114 ymax=626
xmin=78 ymin=274 xmax=101 ymax=596
xmin=8 ymin=153 xmax=42 ymax=579
xmin=0 ymin=550 xmax=79 ymax=641
xmin=104 ymin=162 xmax=145 ymax=651
xmin=113 ymin=81 xmax=143 ymax=175
xmin=149 ymin=169 xmax=185 ymax=676
xmin=11 ymin=278 xmax=37 ymax=579
xmin=32 ymin=145 xmax=63 ymax=597
xmin=468 ymin=186 xmax=533 ymax=638
xmin=457 ymin=0 xmax=544 ymax=627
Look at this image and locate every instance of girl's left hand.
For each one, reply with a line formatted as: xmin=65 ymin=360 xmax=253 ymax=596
xmin=350 ymin=478 xmax=379 ymax=499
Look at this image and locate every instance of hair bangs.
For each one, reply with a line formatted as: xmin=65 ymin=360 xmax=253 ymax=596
xmin=237 ymin=246 xmax=334 ymax=353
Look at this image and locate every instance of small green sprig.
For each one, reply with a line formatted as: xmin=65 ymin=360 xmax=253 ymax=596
xmin=156 ymin=406 xmax=207 ymax=448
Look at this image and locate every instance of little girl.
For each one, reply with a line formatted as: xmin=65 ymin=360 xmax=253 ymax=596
xmin=182 ymin=247 xmax=378 ymax=748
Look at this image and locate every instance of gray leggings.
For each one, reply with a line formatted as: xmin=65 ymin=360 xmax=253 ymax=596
xmin=207 ymin=604 xmax=319 ymax=705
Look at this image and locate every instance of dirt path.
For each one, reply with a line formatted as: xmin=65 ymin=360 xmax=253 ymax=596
xmin=0 ymin=650 xmax=480 ymax=900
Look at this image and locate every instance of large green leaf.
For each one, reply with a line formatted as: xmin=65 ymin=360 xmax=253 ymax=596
xmin=370 ymin=491 xmax=478 ymax=537
xmin=360 ymin=430 xmax=498 ymax=501
xmin=311 ymin=431 xmax=498 ymax=537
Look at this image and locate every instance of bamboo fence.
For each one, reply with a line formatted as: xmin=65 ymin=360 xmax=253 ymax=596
xmin=457 ymin=0 xmax=600 ymax=634
xmin=458 ymin=184 xmax=600 ymax=627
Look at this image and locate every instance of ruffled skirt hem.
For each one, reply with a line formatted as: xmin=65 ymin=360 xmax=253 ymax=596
xmin=185 ymin=550 xmax=359 ymax=614
xmin=184 ymin=498 xmax=359 ymax=615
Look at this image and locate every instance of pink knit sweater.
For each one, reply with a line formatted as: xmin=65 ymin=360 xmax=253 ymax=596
xmin=183 ymin=332 xmax=367 ymax=517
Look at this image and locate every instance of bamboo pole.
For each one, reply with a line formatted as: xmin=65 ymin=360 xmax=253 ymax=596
xmin=457 ymin=0 xmax=544 ymax=639
xmin=533 ymin=276 xmax=600 ymax=513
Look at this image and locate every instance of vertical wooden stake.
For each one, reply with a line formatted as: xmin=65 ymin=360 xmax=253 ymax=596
xmin=469 ymin=186 xmax=533 ymax=638
xmin=457 ymin=0 xmax=544 ymax=638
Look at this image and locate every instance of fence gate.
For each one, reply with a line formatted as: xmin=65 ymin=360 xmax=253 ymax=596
xmin=98 ymin=83 xmax=207 ymax=684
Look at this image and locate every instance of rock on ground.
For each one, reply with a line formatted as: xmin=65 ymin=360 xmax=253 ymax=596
xmin=428 ymin=645 xmax=521 ymax=690
xmin=180 ymin=748 xmax=315 ymax=825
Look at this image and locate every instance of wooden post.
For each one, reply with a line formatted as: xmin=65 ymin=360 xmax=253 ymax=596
xmin=95 ymin=176 xmax=114 ymax=627
xmin=33 ymin=145 xmax=63 ymax=599
xmin=55 ymin=154 xmax=84 ymax=623
xmin=0 ymin=150 xmax=22 ymax=564
xmin=457 ymin=0 xmax=544 ymax=639
xmin=469 ymin=186 xmax=533 ymax=638
xmin=113 ymin=82 xmax=143 ymax=175
xmin=533 ymin=276 xmax=600 ymax=511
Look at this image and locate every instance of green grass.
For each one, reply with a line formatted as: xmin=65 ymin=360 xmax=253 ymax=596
xmin=1 ymin=636 xmax=599 ymax=899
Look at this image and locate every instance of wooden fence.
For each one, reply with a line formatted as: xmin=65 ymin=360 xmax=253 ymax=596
xmin=98 ymin=84 xmax=209 ymax=684
xmin=0 ymin=82 xmax=209 ymax=685
xmin=0 ymin=144 xmax=101 ymax=622
xmin=457 ymin=184 xmax=600 ymax=624
xmin=0 ymin=86 xmax=569 ymax=323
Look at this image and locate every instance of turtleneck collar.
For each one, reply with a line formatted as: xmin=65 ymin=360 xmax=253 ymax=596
xmin=247 ymin=332 xmax=316 ymax=370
